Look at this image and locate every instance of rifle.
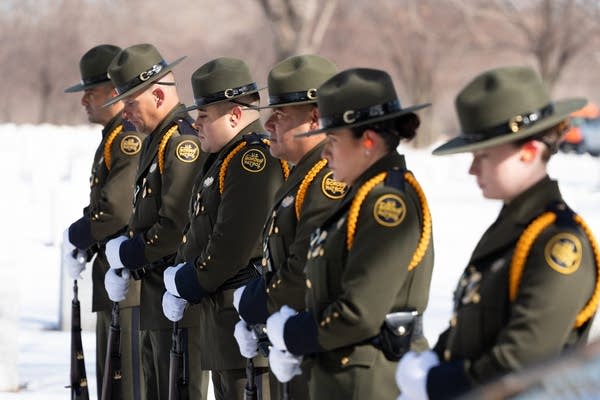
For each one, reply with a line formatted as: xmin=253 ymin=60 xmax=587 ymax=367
xmin=251 ymin=324 xmax=292 ymax=400
xmin=168 ymin=321 xmax=189 ymax=400
xmin=244 ymin=357 xmax=257 ymax=400
xmin=69 ymin=280 xmax=90 ymax=400
xmin=101 ymin=302 xmax=122 ymax=400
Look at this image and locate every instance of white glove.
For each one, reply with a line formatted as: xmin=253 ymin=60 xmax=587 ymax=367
xmin=105 ymin=236 xmax=128 ymax=270
xmin=395 ymin=351 xmax=439 ymax=400
xmin=269 ymin=347 xmax=302 ymax=383
xmin=233 ymin=285 xmax=246 ymax=313
xmin=104 ymin=268 xmax=130 ymax=302
xmin=62 ymin=229 xmax=86 ymax=279
xmin=162 ymin=292 xmax=188 ymax=322
xmin=234 ymin=319 xmax=258 ymax=358
xmin=163 ymin=263 xmax=185 ymax=296
xmin=266 ymin=305 xmax=298 ymax=351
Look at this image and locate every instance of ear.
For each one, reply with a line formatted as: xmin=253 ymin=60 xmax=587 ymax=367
xmin=151 ymin=87 xmax=165 ymax=107
xmin=519 ymin=140 xmax=539 ymax=163
xmin=362 ymin=129 xmax=377 ymax=149
xmin=309 ymin=107 xmax=320 ymax=130
xmin=228 ymin=105 xmax=243 ymax=128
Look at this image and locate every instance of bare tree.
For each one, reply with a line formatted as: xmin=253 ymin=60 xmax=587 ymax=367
xmin=257 ymin=0 xmax=338 ymax=61
xmin=467 ymin=0 xmax=600 ymax=90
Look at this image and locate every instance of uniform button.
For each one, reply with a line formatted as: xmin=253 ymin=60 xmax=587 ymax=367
xmin=266 ymin=288 xmax=270 ymax=293
xmin=332 ymin=312 xmax=339 ymax=318
xmin=444 ymin=350 xmax=451 ymax=361
xmin=128 ymin=230 xmax=134 ymax=238
xmin=274 ymin=227 xmax=279 ymax=234
xmin=147 ymin=188 xmax=152 ymax=195
xmin=472 ymin=293 xmax=480 ymax=304
xmin=182 ymin=235 xmax=187 ymax=244
xmin=154 ymin=234 xmax=158 ymax=239
xmin=277 ymin=279 xmax=282 ymax=285
xmin=320 ymin=320 xmax=326 ymax=327
xmin=325 ymin=316 xmax=331 ymax=324
xmin=207 ymin=255 xmax=212 ymax=261
xmin=201 ymin=206 xmax=205 ymax=212
xmin=94 ymin=177 xmax=99 ymax=184
xmin=199 ymin=264 xmax=205 ymax=270
xmin=340 ymin=357 xmax=349 ymax=366
xmin=450 ymin=314 xmax=457 ymax=327
xmin=262 ymin=258 xmax=267 ymax=267
xmin=272 ymin=283 xmax=276 ymax=289
xmin=306 ymin=279 xmax=312 ymax=289
xmin=99 ymin=211 xmax=104 ymax=215
xmin=318 ymin=248 xmax=324 ymax=257
xmin=94 ymin=213 xmax=99 ymax=219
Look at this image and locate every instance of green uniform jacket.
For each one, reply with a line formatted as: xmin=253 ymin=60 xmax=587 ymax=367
xmin=68 ymin=113 xmax=145 ymax=312
xmin=174 ymin=120 xmax=286 ymax=370
xmin=237 ymin=141 xmax=347 ymax=325
xmin=428 ymin=176 xmax=598 ymax=399
xmin=283 ymin=152 xmax=434 ymax=399
xmin=124 ymin=104 xmax=204 ymax=330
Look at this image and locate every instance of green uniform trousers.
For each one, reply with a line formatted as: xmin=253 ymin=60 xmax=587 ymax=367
xmin=309 ymin=351 xmax=399 ymax=400
xmin=211 ymin=366 xmax=273 ymax=400
xmin=97 ymin=306 xmax=144 ymax=400
xmin=140 ymin=327 xmax=209 ymax=400
xmin=269 ymin=370 xmax=310 ymax=400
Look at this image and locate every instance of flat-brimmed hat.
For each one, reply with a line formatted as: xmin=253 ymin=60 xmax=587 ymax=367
xmin=257 ymin=54 xmax=337 ymax=109
xmin=64 ymin=44 xmax=121 ymax=93
xmin=432 ymin=66 xmax=587 ymax=155
xmin=186 ymin=57 xmax=260 ymax=111
xmin=103 ymin=43 xmax=185 ymax=106
xmin=295 ymin=68 xmax=430 ymax=137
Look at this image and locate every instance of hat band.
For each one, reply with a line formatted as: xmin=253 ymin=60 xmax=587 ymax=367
xmin=81 ymin=73 xmax=111 ymax=87
xmin=115 ymin=60 xmax=169 ymax=95
xmin=464 ymin=103 xmax=555 ymax=141
xmin=194 ymin=83 xmax=258 ymax=107
xmin=319 ymin=99 xmax=402 ymax=130
xmin=269 ymin=88 xmax=318 ymax=105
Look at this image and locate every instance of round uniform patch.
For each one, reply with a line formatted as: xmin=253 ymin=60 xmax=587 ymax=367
xmin=176 ymin=140 xmax=200 ymax=163
xmin=373 ymin=194 xmax=407 ymax=227
xmin=120 ymin=135 xmax=142 ymax=155
xmin=241 ymin=149 xmax=266 ymax=172
xmin=544 ymin=232 xmax=583 ymax=275
xmin=321 ymin=171 xmax=348 ymax=199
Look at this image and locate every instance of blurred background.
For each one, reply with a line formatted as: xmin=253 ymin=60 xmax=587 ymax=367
xmin=2 ymin=0 xmax=600 ymax=148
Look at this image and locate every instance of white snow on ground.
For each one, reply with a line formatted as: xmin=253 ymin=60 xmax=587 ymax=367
xmin=0 ymin=123 xmax=599 ymax=399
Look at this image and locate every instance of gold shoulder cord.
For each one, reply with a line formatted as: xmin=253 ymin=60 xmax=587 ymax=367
xmin=295 ymin=158 xmax=328 ymax=220
xmin=219 ymin=138 xmax=290 ymax=195
xmin=103 ymin=124 xmax=124 ymax=170
xmin=346 ymin=171 xmax=432 ymax=271
xmin=158 ymin=125 xmax=179 ymax=174
xmin=509 ymin=212 xmax=600 ymax=328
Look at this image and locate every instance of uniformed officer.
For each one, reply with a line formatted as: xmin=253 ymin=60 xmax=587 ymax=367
xmin=161 ymin=57 xmax=286 ymax=399
xmin=396 ymin=66 xmax=600 ymax=399
xmin=264 ymin=68 xmax=435 ymax=399
xmin=62 ymin=44 xmax=146 ymax=400
xmin=101 ymin=44 xmax=208 ymax=400
xmin=232 ymin=54 xmax=346 ymax=399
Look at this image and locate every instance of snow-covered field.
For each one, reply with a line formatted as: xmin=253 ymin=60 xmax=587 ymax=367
xmin=1 ymin=123 xmax=599 ymax=399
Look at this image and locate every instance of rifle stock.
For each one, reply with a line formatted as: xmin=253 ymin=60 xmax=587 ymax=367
xmin=70 ymin=280 xmax=90 ymax=400
xmin=168 ymin=322 xmax=188 ymax=400
xmin=101 ymin=302 xmax=122 ymax=400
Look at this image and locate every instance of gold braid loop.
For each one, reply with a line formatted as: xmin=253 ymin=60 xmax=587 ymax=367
xmin=219 ymin=141 xmax=248 ymax=194
xmin=509 ymin=212 xmax=600 ymax=328
xmin=404 ymin=172 xmax=432 ymax=271
xmin=295 ymin=159 xmax=328 ymax=220
xmin=509 ymin=212 xmax=556 ymax=302
xmin=103 ymin=124 xmax=124 ymax=170
xmin=158 ymin=125 xmax=179 ymax=174
xmin=261 ymin=138 xmax=290 ymax=180
xmin=346 ymin=172 xmax=387 ymax=250
xmin=573 ymin=214 xmax=600 ymax=328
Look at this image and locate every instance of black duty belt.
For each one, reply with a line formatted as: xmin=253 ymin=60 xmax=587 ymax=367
xmin=218 ymin=259 xmax=262 ymax=291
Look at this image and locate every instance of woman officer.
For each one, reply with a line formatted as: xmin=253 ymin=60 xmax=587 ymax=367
xmin=264 ymin=68 xmax=436 ymax=399
xmin=396 ymin=66 xmax=600 ymax=399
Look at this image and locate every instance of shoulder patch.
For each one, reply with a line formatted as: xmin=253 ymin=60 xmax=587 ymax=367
xmin=241 ymin=148 xmax=266 ymax=172
xmin=176 ymin=140 xmax=200 ymax=163
xmin=544 ymin=232 xmax=583 ymax=275
xmin=120 ymin=134 xmax=142 ymax=155
xmin=321 ymin=171 xmax=347 ymax=199
xmin=373 ymin=193 xmax=407 ymax=227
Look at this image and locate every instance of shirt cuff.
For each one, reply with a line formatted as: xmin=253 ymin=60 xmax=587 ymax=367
xmin=427 ymin=360 xmax=472 ymax=399
xmin=284 ymin=311 xmax=321 ymax=356
xmin=119 ymin=234 xmax=149 ymax=269
xmin=238 ymin=277 xmax=269 ymax=325
xmin=175 ymin=261 xmax=210 ymax=304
